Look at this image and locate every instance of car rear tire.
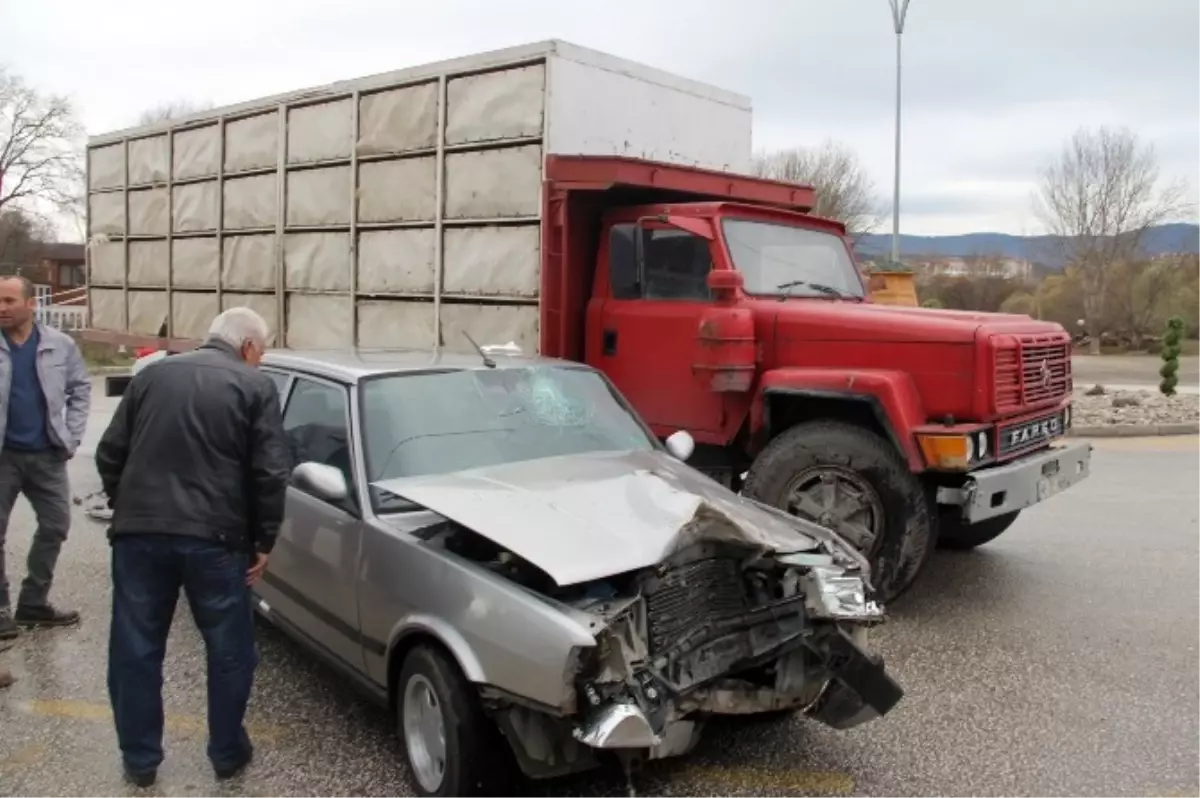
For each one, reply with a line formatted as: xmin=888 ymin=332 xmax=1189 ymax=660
xmin=397 ymin=645 xmax=507 ymax=797
xmin=936 ymin=510 xmax=1021 ymax=550
xmin=742 ymin=420 xmax=933 ymax=603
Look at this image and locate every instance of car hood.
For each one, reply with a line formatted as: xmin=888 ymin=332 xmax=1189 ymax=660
xmin=373 ymin=450 xmax=841 ymax=587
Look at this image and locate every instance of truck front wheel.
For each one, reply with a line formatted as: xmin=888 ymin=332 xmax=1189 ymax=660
xmin=936 ymin=510 xmax=1021 ymax=550
xmin=742 ymin=420 xmax=933 ymax=603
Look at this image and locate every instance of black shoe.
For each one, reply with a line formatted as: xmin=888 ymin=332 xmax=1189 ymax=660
xmin=0 ymin=610 xmax=16 ymax=640
xmin=214 ymin=746 xmax=253 ymax=780
xmin=123 ymin=766 xmax=156 ymax=788
xmin=14 ymin=603 xmax=80 ymax=628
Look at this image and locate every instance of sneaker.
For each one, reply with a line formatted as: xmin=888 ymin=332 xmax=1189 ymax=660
xmin=0 ymin=666 xmax=13 ymax=689
xmin=14 ymin=604 xmax=80 ymax=628
xmin=0 ymin=610 xmax=16 ymax=641
xmin=214 ymin=746 xmax=254 ymax=780
xmin=123 ymin=765 xmax=156 ymax=788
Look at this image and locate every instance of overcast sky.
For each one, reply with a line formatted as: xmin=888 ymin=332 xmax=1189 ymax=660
xmin=6 ymin=0 xmax=1198 ymax=236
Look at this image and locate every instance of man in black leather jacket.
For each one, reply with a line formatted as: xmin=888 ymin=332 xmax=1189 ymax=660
xmin=95 ymin=307 xmax=289 ymax=787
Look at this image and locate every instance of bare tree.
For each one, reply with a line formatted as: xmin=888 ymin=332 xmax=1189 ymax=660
xmin=137 ymin=99 xmax=214 ymax=126
xmin=1034 ymin=126 xmax=1191 ymax=354
xmin=752 ymin=141 xmax=882 ymax=236
xmin=0 ymin=68 xmax=84 ymax=219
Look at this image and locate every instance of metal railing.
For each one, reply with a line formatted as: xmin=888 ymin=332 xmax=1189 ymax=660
xmin=35 ymin=286 xmax=88 ymax=332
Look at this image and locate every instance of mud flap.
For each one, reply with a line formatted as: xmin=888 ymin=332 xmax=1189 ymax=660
xmin=805 ymin=627 xmax=904 ymax=730
xmin=106 ymin=374 xmax=132 ymax=397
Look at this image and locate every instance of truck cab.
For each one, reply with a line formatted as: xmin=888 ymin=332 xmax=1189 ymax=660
xmin=548 ymin=160 xmax=1092 ymax=602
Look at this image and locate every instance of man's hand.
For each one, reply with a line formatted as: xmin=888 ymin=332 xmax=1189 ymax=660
xmin=246 ymin=552 xmax=269 ymax=586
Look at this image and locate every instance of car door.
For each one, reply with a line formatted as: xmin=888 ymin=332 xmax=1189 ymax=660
xmin=257 ymin=373 xmax=367 ymax=672
xmin=593 ymin=222 xmax=726 ymax=436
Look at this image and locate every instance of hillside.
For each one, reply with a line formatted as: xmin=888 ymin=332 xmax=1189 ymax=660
xmin=853 ymin=222 xmax=1199 ymax=268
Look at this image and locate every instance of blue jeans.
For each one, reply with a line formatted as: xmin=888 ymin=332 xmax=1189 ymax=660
xmin=107 ymin=534 xmax=258 ymax=774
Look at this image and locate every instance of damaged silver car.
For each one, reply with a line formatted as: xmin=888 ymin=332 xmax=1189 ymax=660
xmin=252 ymin=349 xmax=903 ymax=796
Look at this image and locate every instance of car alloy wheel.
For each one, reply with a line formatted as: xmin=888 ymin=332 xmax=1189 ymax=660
xmin=403 ymin=673 xmax=448 ymax=793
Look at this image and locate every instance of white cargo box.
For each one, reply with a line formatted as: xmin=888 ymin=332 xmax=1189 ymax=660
xmin=85 ymin=40 xmax=752 ymax=351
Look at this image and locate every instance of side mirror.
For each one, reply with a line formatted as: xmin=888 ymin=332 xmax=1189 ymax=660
xmin=665 ymin=430 xmax=696 ymax=462
xmin=292 ymin=462 xmax=349 ymax=502
xmin=707 ymin=270 xmax=744 ymax=302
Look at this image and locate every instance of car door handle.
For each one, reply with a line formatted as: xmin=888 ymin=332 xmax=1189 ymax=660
xmin=602 ymin=328 xmax=618 ymax=356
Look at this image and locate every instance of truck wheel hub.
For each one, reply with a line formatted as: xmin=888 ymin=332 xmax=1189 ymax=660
xmin=784 ymin=466 xmax=885 ymax=556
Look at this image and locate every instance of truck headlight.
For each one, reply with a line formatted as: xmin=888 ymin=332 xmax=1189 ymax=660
xmin=915 ymin=430 xmax=993 ymax=470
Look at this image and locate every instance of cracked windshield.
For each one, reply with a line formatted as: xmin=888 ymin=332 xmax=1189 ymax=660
xmin=362 ymin=366 xmax=654 ymax=501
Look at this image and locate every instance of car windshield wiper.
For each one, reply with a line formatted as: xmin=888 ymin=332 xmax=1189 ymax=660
xmin=775 ymin=279 xmax=859 ymax=301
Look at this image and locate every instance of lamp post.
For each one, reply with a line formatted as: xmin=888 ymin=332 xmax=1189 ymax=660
xmin=888 ymin=0 xmax=911 ymax=265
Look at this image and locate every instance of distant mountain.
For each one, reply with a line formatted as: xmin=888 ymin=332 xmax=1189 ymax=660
xmin=853 ymin=223 xmax=1199 ymax=269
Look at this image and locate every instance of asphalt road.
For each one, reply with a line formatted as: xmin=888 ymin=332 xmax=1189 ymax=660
xmin=1072 ymin=354 xmax=1199 ymax=389
xmin=0 ymin=384 xmax=1196 ymax=797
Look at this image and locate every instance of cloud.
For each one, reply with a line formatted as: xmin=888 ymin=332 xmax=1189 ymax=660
xmin=5 ymin=0 xmax=1197 ymax=236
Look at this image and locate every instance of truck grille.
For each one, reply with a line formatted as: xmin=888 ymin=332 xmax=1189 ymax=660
xmin=994 ymin=333 xmax=1072 ymax=413
xmin=645 ymin=557 xmax=748 ymax=654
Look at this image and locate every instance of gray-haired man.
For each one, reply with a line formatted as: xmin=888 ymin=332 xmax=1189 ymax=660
xmin=0 ymin=276 xmax=91 ymax=639
xmin=97 ymin=307 xmax=290 ymax=786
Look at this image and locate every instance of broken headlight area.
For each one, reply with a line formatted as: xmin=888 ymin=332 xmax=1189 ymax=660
xmin=568 ymin=541 xmax=902 ymax=754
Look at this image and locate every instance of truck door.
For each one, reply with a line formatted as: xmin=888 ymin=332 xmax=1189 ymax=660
xmin=589 ymin=221 xmax=725 ymax=437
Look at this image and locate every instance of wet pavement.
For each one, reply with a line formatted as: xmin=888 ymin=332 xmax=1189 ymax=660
xmin=0 ymin=383 xmax=1196 ymax=796
xmin=1072 ymin=354 xmax=1199 ymax=389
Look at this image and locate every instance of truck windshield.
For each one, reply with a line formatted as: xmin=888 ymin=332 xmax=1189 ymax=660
xmin=721 ymin=219 xmax=865 ymax=299
xmin=360 ymin=365 xmax=657 ymax=511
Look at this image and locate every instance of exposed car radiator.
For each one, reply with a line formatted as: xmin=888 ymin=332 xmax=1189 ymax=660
xmin=644 ymin=557 xmax=749 ymax=654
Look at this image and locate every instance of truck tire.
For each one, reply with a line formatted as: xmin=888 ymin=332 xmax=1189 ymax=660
xmin=742 ymin=420 xmax=933 ymax=603
xmin=936 ymin=510 xmax=1020 ymax=550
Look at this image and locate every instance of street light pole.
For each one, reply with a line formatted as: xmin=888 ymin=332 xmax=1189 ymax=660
xmin=888 ymin=0 xmax=911 ymax=265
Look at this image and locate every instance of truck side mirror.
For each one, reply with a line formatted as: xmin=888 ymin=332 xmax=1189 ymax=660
xmin=707 ymin=269 xmax=743 ymax=302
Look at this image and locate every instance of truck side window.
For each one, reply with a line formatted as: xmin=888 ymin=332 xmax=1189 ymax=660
xmin=609 ymin=224 xmax=713 ymax=301
xmin=608 ymin=224 xmax=641 ymax=299
xmin=643 ymin=230 xmax=713 ymax=301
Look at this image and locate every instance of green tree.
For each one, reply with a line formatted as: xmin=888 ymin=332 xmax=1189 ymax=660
xmin=1160 ymin=316 xmax=1184 ymax=395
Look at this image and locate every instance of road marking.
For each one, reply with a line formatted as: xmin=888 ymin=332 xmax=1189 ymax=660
xmin=21 ymin=698 xmax=286 ymax=743
xmin=670 ymin=763 xmax=855 ymax=795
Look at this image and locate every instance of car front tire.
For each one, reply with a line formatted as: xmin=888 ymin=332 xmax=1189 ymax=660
xmin=397 ymin=645 xmax=506 ymax=797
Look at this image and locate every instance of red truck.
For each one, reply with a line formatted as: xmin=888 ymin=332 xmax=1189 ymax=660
xmin=83 ymin=41 xmax=1092 ymax=601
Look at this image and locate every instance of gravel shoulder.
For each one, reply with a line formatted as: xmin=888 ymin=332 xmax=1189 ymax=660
xmin=1072 ymin=386 xmax=1200 ymax=430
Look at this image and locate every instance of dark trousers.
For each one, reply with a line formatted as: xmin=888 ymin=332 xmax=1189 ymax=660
xmin=0 ymin=448 xmax=71 ymax=609
xmin=108 ymin=534 xmax=258 ymax=774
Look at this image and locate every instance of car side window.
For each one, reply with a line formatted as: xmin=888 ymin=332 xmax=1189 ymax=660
xmin=263 ymin=369 xmax=291 ymax=407
xmin=282 ymin=378 xmax=356 ymax=510
xmin=608 ymin=223 xmax=713 ymax=302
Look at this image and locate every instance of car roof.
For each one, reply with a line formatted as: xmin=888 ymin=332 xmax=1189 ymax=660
xmin=261 ymin=347 xmax=574 ymax=383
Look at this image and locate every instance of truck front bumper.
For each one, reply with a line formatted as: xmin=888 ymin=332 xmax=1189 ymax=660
xmin=936 ymin=439 xmax=1093 ymax=524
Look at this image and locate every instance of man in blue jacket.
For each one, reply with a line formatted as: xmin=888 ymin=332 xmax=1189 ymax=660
xmin=0 ymin=276 xmax=91 ymax=639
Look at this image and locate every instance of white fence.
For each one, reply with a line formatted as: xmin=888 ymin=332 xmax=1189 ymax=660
xmin=34 ymin=286 xmax=87 ymax=332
